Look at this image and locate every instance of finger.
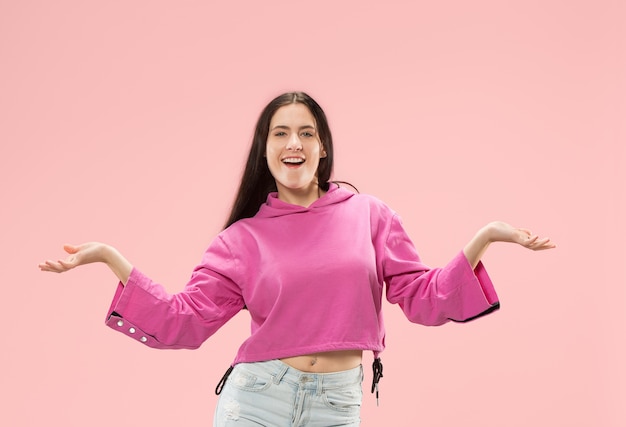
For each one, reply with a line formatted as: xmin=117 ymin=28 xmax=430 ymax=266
xmin=532 ymin=245 xmax=556 ymax=251
xmin=63 ymin=244 xmax=79 ymax=254
xmin=529 ymin=237 xmax=555 ymax=250
xmin=522 ymin=235 xmax=539 ymax=246
xmin=58 ymin=259 xmax=76 ymax=270
xmin=38 ymin=262 xmax=55 ymax=272
xmin=39 ymin=260 xmax=65 ymax=273
xmin=538 ymin=239 xmax=556 ymax=251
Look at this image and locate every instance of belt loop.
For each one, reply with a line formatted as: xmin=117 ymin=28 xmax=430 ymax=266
xmin=273 ymin=361 xmax=289 ymax=385
xmin=316 ymin=374 xmax=323 ymax=396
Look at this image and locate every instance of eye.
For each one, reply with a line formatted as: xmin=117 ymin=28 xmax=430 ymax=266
xmin=301 ymin=131 xmax=315 ymax=138
xmin=274 ymin=131 xmax=287 ymax=137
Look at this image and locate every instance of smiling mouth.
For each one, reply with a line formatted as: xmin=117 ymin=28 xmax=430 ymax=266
xmin=282 ymin=158 xmax=305 ymax=166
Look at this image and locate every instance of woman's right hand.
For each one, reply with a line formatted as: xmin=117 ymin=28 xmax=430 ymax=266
xmin=39 ymin=243 xmax=108 ymax=273
xmin=39 ymin=243 xmax=133 ymax=284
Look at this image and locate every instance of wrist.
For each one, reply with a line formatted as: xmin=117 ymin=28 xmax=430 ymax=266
xmin=476 ymin=224 xmax=495 ymax=246
xmin=100 ymin=244 xmax=117 ymax=265
xmin=101 ymin=244 xmax=133 ymax=284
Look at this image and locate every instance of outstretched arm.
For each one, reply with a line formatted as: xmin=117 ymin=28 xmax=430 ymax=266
xmin=463 ymin=221 xmax=556 ymax=269
xmin=39 ymin=243 xmax=133 ymax=284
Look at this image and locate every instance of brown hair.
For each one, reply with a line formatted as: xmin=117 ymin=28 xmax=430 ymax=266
xmin=224 ymin=92 xmax=334 ymax=228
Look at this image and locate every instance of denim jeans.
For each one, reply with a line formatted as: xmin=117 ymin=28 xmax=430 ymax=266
xmin=213 ymin=359 xmax=363 ymax=426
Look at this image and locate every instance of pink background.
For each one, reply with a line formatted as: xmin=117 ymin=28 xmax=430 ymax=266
xmin=2 ymin=1 xmax=624 ymax=426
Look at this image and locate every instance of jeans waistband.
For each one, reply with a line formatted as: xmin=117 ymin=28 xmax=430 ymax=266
xmin=237 ymin=359 xmax=362 ymax=396
xmin=216 ymin=359 xmax=364 ymax=396
xmin=272 ymin=360 xmax=362 ymax=385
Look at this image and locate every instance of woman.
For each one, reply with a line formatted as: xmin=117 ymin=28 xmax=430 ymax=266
xmin=39 ymin=92 xmax=555 ymax=426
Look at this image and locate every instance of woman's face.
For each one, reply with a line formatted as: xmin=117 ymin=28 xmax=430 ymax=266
xmin=266 ymin=103 xmax=327 ymax=206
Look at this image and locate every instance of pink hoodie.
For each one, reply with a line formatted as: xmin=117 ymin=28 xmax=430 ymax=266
xmin=105 ymin=184 xmax=499 ymax=364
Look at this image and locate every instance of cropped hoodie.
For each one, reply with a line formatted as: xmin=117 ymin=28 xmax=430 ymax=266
xmin=105 ymin=184 xmax=499 ymax=367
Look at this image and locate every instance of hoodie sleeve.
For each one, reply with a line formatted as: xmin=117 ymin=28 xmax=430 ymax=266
xmin=104 ymin=235 xmax=245 ymax=349
xmin=383 ymin=214 xmax=499 ymax=326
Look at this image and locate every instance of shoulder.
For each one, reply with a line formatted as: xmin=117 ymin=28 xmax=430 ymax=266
xmin=334 ymin=191 xmax=399 ymax=239
xmin=348 ymin=191 xmax=397 ymax=218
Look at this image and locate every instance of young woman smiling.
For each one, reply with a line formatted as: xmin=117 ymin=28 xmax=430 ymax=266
xmin=40 ymin=92 xmax=555 ymax=426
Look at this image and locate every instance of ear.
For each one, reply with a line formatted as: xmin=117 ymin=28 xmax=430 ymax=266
xmin=320 ymin=144 xmax=327 ymax=159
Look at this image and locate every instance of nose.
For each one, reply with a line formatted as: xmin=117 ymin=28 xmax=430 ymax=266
xmin=286 ymin=133 xmax=303 ymax=151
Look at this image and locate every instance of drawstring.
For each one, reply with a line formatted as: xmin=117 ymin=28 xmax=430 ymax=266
xmin=371 ymin=358 xmax=383 ymax=406
xmin=215 ymin=365 xmax=234 ymax=395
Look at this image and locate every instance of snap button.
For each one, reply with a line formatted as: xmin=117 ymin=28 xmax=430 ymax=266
xmin=140 ymin=336 xmax=147 ymax=343
xmin=129 ymin=327 xmax=136 ymax=334
xmin=116 ymin=320 xmax=124 ymax=327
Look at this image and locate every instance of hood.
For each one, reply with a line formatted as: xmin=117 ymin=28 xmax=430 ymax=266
xmin=255 ymin=183 xmax=355 ymax=219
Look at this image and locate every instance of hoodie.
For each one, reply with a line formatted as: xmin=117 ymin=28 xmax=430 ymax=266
xmin=105 ymin=184 xmax=499 ymax=365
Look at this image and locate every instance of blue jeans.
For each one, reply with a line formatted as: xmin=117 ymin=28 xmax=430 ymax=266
xmin=213 ymin=359 xmax=363 ymax=426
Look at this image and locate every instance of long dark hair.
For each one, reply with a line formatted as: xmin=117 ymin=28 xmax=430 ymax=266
xmin=224 ymin=92 xmax=334 ymax=229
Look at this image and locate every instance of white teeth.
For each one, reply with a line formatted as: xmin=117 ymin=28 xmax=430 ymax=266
xmin=283 ymin=158 xmax=304 ymax=164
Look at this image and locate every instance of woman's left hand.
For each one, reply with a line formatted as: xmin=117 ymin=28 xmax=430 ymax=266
xmin=483 ymin=221 xmax=556 ymax=251
xmin=464 ymin=221 xmax=556 ymax=269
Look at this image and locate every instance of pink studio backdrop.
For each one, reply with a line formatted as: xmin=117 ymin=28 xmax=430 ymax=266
xmin=1 ymin=1 xmax=624 ymax=426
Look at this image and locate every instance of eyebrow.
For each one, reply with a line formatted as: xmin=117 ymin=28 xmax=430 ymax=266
xmin=270 ymin=125 xmax=316 ymax=131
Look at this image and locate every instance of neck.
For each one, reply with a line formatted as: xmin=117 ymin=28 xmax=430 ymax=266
xmin=276 ymin=183 xmax=324 ymax=207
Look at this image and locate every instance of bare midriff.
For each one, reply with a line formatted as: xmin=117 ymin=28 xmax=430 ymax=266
xmin=280 ymin=350 xmax=363 ymax=373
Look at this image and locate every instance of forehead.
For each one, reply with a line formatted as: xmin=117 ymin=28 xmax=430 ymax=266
xmin=270 ymin=103 xmax=316 ymax=128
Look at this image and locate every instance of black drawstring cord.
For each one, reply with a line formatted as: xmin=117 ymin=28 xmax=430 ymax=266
xmin=371 ymin=358 xmax=383 ymax=406
xmin=215 ymin=365 xmax=234 ymax=395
